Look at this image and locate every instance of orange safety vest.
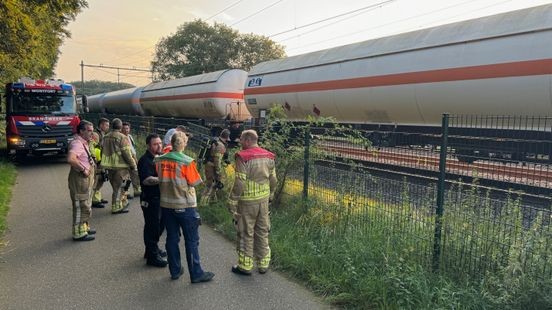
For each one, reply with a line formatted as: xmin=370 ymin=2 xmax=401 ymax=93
xmin=154 ymin=151 xmax=202 ymax=209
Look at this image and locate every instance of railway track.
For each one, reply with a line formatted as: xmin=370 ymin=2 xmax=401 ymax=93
xmin=317 ymin=141 xmax=552 ymax=202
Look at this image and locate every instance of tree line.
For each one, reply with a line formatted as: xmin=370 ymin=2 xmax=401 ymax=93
xmin=151 ymin=20 xmax=286 ymax=80
xmin=0 ymin=0 xmax=88 ymax=83
xmin=1 ymin=2 xmax=285 ymax=88
xmin=69 ymin=80 xmax=135 ymax=96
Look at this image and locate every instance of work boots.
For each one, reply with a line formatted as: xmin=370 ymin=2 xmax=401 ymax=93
xmin=73 ymin=234 xmax=95 ymax=241
xmin=146 ymin=255 xmax=168 ymax=268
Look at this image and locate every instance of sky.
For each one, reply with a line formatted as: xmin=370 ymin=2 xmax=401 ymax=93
xmin=55 ymin=0 xmax=552 ymax=87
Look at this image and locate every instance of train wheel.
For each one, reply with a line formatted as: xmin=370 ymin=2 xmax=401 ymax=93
xmin=368 ymin=132 xmax=382 ymax=146
xmin=456 ymin=149 xmax=476 ymax=164
xmin=456 ymin=155 xmax=476 ymax=164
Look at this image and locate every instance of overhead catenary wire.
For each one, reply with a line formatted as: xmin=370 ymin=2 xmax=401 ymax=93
xmin=83 ymin=1 xmax=245 ymax=72
xmin=231 ymin=0 xmax=285 ymax=26
xmin=119 ymin=72 xmax=153 ymax=78
xmin=269 ymin=0 xmax=397 ymax=38
xmin=89 ymin=67 xmax=119 ymax=76
xmin=206 ymin=0 xmax=245 ymax=21
xmin=86 ymin=67 xmax=152 ymax=85
xmin=277 ymin=1 xmax=397 ymax=44
xmin=283 ymin=0 xmax=485 ymax=52
xmin=417 ymin=0 xmax=515 ymax=29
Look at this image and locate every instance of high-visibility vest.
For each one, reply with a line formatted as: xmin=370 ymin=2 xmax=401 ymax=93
xmin=155 ymin=151 xmax=202 ymax=209
xmin=101 ymin=131 xmax=134 ymax=169
xmin=230 ymin=147 xmax=276 ymax=202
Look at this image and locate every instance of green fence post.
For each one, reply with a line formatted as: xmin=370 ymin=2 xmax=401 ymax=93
xmin=433 ymin=113 xmax=449 ymax=273
xmin=303 ymin=127 xmax=310 ymax=201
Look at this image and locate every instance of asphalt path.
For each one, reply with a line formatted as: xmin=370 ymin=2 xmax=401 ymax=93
xmin=0 ymin=158 xmax=329 ymax=310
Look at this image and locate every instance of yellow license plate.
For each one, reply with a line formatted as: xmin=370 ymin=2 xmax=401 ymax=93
xmin=40 ymin=139 xmax=57 ymax=144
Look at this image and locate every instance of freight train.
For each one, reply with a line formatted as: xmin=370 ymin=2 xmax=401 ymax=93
xmin=87 ymin=69 xmax=250 ymax=122
xmin=85 ymin=4 xmax=552 ymax=162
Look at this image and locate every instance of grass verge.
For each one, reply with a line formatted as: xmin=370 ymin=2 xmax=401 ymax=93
xmin=199 ymin=186 xmax=552 ymax=309
xmin=0 ymin=119 xmax=17 ymax=242
xmin=0 ymin=159 xmax=17 ymax=238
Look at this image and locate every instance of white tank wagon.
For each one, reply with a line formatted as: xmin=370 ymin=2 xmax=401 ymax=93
xmin=244 ymin=4 xmax=552 ymax=128
xmin=86 ymin=93 xmax=106 ymax=113
xmin=102 ymin=87 xmax=144 ymax=115
xmin=140 ymin=69 xmax=250 ymax=121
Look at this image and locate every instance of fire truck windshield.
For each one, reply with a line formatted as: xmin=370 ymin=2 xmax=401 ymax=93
xmin=10 ymin=93 xmax=75 ymax=115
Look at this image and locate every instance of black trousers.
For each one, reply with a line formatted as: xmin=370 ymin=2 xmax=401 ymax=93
xmin=141 ymin=196 xmax=164 ymax=258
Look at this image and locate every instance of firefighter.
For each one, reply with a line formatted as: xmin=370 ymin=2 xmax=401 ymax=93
xmin=91 ymin=117 xmax=110 ymax=208
xmin=227 ymin=121 xmax=243 ymax=149
xmin=67 ymin=120 xmax=96 ymax=241
xmin=227 ymin=129 xmax=277 ymax=275
xmin=101 ymin=118 xmax=137 ymax=214
xmin=122 ymin=122 xmax=141 ymax=199
xmin=203 ymin=129 xmax=231 ymax=201
xmin=155 ymin=131 xmax=214 ymax=283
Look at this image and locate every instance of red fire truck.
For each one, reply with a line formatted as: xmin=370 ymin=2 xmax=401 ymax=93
xmin=4 ymin=78 xmax=82 ymax=159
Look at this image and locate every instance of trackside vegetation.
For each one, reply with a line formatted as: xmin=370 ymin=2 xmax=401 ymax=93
xmin=90 ymin=112 xmax=551 ymax=309
xmin=0 ymin=119 xmax=17 ymax=242
xmin=0 ymin=160 xmax=16 ymax=239
xmin=197 ymin=107 xmax=551 ymax=309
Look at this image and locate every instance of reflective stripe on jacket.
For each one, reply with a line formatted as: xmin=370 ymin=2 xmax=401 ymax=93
xmin=155 ymin=151 xmax=202 ymax=209
xmin=101 ymin=130 xmax=136 ymax=169
xmin=230 ymin=147 xmax=277 ymax=203
xmin=89 ymin=131 xmax=102 ymax=162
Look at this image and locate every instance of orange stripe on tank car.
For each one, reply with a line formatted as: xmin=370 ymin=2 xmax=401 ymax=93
xmin=244 ymin=58 xmax=552 ymax=95
xmin=142 ymin=92 xmax=244 ymax=101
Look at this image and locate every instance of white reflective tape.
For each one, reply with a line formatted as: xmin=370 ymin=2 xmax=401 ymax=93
xmin=18 ymin=121 xmax=35 ymax=126
xmin=58 ymin=121 xmax=71 ymax=125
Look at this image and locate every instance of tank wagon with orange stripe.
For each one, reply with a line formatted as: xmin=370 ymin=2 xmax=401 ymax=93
xmin=244 ymin=4 xmax=552 ymax=128
xmin=87 ymin=69 xmax=250 ymax=121
xmin=88 ymin=87 xmax=144 ymax=115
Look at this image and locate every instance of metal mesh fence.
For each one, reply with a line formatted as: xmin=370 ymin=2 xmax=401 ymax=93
xmin=80 ymin=113 xmax=552 ymax=281
xmin=81 ymin=113 xmax=212 ymax=159
xmin=447 ymin=115 xmax=552 ymax=198
xmin=291 ymin=117 xmax=551 ymax=280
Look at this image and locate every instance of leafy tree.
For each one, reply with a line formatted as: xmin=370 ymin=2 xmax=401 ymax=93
xmin=152 ymin=20 xmax=286 ymax=80
xmin=259 ymin=106 xmax=371 ymax=207
xmin=69 ymin=80 xmax=135 ymax=96
xmin=0 ymin=0 xmax=88 ymax=83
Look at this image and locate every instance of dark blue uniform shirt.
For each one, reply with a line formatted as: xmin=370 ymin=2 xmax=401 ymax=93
xmin=138 ymin=151 xmax=160 ymax=199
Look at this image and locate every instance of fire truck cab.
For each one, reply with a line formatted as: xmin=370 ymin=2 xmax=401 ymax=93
xmin=4 ymin=77 xmax=81 ymax=159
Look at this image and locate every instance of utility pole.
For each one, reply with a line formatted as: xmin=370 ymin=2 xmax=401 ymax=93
xmin=80 ymin=60 xmax=84 ymax=91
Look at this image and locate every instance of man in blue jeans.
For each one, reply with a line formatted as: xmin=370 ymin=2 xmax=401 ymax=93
xmin=155 ymin=131 xmax=214 ymax=283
